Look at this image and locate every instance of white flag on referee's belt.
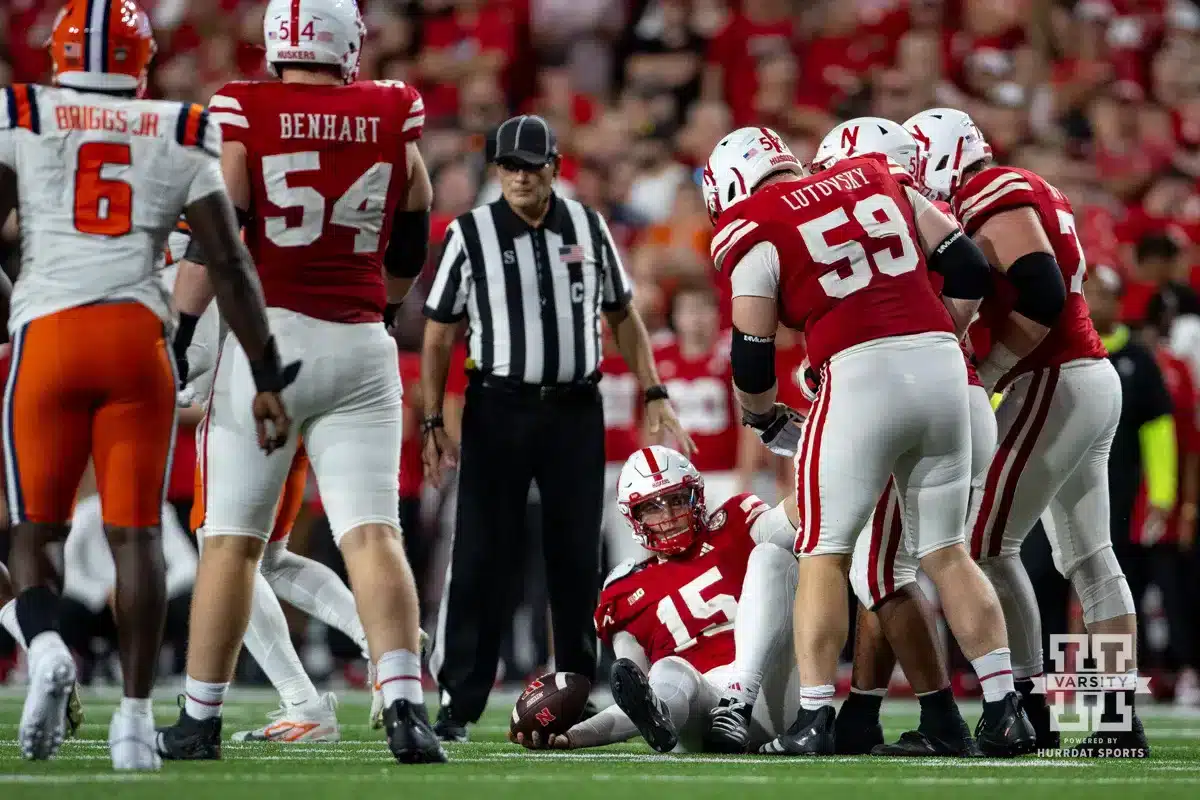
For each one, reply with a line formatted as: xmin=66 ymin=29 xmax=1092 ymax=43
xmin=558 ymin=245 xmax=585 ymax=264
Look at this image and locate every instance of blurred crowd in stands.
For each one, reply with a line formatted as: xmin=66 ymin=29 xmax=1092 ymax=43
xmin=2 ymin=0 xmax=1200 ymax=703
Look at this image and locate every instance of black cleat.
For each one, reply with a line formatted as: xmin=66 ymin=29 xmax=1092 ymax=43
xmin=704 ymin=698 xmax=752 ymax=754
xmin=609 ymin=658 xmax=678 ymax=753
xmin=974 ymin=692 xmax=1037 ymax=757
xmin=1069 ymin=713 xmax=1150 ymax=758
xmin=834 ymin=701 xmax=884 ymax=755
xmin=1017 ymin=680 xmax=1060 ymax=751
xmin=872 ymin=729 xmax=981 ymax=757
xmin=385 ymin=700 xmax=448 ymax=764
xmin=759 ymin=706 xmax=836 ymax=756
xmin=156 ymin=704 xmax=221 ymax=760
xmin=432 ymin=705 xmax=469 ymax=743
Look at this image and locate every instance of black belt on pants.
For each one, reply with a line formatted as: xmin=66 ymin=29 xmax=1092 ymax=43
xmin=467 ymin=371 xmax=600 ymax=402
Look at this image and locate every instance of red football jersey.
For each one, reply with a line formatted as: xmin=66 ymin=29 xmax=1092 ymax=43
xmin=594 ymin=493 xmax=769 ymax=674
xmin=775 ymin=335 xmax=813 ymax=417
xmin=654 ymin=336 xmax=738 ymax=472
xmin=712 ymin=156 xmax=954 ymax=369
xmin=599 ymin=353 xmax=641 ymax=465
xmin=208 ymin=79 xmax=425 ymax=324
xmin=951 ymin=167 xmax=1107 ymax=381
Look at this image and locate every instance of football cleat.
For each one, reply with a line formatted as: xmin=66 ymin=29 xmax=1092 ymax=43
xmin=385 ymin=700 xmax=447 ymax=764
xmin=833 ymin=698 xmax=884 ymax=755
xmin=156 ymin=703 xmax=221 ymax=760
xmin=19 ymin=639 xmax=77 ymax=760
xmin=231 ymin=693 xmax=340 ymax=743
xmin=65 ymin=682 xmax=84 ymax=739
xmin=110 ymin=707 xmax=161 ymax=770
xmin=760 ymin=706 xmax=836 ymax=756
xmin=872 ymin=729 xmax=980 ymax=757
xmin=974 ymin=692 xmax=1037 ymax=757
xmin=433 ymin=705 xmax=469 ymax=743
xmin=1018 ymin=683 xmax=1060 ymax=751
xmin=1069 ymin=712 xmax=1150 ymax=758
xmin=610 ymin=658 xmax=679 ymax=753
xmin=704 ymin=698 xmax=752 ymax=753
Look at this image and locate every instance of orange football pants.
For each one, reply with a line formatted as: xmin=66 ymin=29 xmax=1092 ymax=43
xmin=3 ymin=302 xmax=177 ymax=528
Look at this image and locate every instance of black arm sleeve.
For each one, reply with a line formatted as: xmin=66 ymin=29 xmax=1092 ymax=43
xmin=927 ymin=229 xmax=992 ymax=300
xmin=1007 ymin=251 xmax=1067 ymax=327
xmin=384 ymin=209 xmax=430 ymax=278
xmin=731 ymin=327 xmax=776 ymax=395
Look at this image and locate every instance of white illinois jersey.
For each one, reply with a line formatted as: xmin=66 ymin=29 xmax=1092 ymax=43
xmin=0 ymin=84 xmax=225 ymax=333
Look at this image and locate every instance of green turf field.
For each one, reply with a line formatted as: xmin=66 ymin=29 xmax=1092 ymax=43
xmin=2 ymin=687 xmax=1198 ymax=799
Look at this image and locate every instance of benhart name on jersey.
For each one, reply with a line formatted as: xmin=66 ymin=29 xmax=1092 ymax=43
xmin=782 ymin=167 xmax=873 ymax=209
xmin=279 ymin=112 xmax=381 ymax=143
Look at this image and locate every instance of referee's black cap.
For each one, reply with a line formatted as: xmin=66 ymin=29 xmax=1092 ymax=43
xmin=492 ymin=115 xmax=558 ymax=168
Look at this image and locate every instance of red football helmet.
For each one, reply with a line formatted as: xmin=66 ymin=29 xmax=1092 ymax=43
xmin=49 ymin=0 xmax=157 ymax=98
xmin=617 ymin=446 xmax=707 ymax=557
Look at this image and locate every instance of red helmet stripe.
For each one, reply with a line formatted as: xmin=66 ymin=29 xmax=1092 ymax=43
xmin=291 ymin=0 xmax=302 ymax=46
xmin=640 ymin=447 xmax=661 ymax=474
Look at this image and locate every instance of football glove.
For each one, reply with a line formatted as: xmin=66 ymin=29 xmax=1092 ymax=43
xmin=744 ymin=403 xmax=806 ymax=458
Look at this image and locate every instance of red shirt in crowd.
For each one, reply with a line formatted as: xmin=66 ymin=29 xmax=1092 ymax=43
xmin=420 ymin=4 xmax=517 ymax=121
xmin=1132 ymin=347 xmax=1199 ymax=544
xmin=706 ymin=13 xmax=798 ymax=126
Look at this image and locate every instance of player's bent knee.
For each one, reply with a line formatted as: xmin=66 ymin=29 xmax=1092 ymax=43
xmin=1070 ymin=547 xmax=1135 ymax=624
xmin=746 ymin=542 xmax=798 ymax=580
xmin=648 ymin=656 xmax=702 ymax=695
xmin=335 ymin=519 xmax=402 ymax=551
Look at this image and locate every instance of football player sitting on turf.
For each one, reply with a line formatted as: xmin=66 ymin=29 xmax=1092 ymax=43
xmin=512 ymin=445 xmax=802 ymax=753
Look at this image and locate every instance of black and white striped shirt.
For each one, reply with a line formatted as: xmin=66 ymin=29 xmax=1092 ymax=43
xmin=424 ymin=193 xmax=633 ymax=385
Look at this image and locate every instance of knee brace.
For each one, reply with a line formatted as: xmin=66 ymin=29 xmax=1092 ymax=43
xmin=1069 ymin=547 xmax=1135 ymax=625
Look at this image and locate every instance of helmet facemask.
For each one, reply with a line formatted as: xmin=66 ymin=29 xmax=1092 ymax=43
xmin=628 ymin=481 xmax=706 ymax=557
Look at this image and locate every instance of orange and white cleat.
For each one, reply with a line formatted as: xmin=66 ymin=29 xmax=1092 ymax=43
xmin=231 ymin=693 xmax=340 ymax=743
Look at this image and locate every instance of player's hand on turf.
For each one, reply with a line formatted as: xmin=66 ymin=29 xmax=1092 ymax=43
xmin=646 ymin=398 xmax=698 ymax=458
xmin=422 ymin=427 xmax=459 ymax=488
xmin=510 ymin=730 xmax=573 ymax=750
xmin=252 ymin=392 xmax=293 ymax=454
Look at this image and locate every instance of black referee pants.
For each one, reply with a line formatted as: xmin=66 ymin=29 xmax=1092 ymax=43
xmin=434 ymin=380 xmax=605 ymax=723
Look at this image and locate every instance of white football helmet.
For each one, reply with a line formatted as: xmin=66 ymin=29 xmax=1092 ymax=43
xmin=617 ymin=446 xmax=707 ymax=557
xmin=264 ymin=0 xmax=366 ymax=83
xmin=812 ymin=117 xmax=919 ymax=178
xmin=902 ymin=109 xmax=992 ymax=200
xmin=703 ymin=126 xmax=805 ymax=223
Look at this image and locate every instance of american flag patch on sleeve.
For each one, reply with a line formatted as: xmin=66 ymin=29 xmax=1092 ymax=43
xmin=559 ymin=245 xmax=585 ymax=264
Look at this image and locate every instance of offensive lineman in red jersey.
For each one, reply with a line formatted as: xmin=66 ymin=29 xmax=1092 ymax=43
xmin=512 ymin=446 xmax=803 ymax=753
xmin=159 ymin=0 xmax=444 ymax=764
xmin=906 ymin=109 xmax=1147 ymax=757
xmin=704 ymin=126 xmax=1034 ymax=756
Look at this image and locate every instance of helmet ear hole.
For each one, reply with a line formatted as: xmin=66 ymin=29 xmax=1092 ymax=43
xmin=935 ymin=154 xmax=950 ymax=172
xmin=726 ymin=183 xmax=737 ymax=203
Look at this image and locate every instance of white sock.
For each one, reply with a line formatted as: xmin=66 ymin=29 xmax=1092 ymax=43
xmin=971 ymin=647 xmax=1016 ymax=702
xmin=244 ymin=570 xmax=320 ymax=708
xmin=184 ymin=676 xmax=227 ymax=720
xmin=377 ymin=649 xmax=423 ymax=706
xmin=261 ymin=544 xmax=369 ymax=654
xmin=120 ymin=697 xmax=153 ymax=718
xmin=726 ymin=544 xmax=797 ymax=706
xmin=0 ymin=599 xmax=25 ymax=649
xmin=852 ymin=686 xmax=888 ymax=698
xmin=800 ymin=684 xmax=835 ymax=711
xmin=979 ymin=555 xmax=1044 ymax=680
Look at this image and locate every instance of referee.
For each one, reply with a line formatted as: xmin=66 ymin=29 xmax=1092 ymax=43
xmin=420 ymin=115 xmax=694 ymax=741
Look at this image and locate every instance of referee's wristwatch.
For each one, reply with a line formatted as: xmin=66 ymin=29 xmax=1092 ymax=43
xmin=644 ymin=385 xmax=669 ymax=405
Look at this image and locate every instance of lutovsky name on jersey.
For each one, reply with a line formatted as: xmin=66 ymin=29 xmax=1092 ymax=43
xmin=54 ymin=105 xmax=161 ymax=136
xmin=782 ymin=167 xmax=871 ymax=210
xmin=279 ymin=113 xmax=382 ymax=143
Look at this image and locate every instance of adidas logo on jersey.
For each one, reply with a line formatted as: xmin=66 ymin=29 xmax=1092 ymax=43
xmin=699 ymin=543 xmax=715 ymax=556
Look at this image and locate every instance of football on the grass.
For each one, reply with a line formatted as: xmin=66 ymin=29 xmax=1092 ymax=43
xmin=510 ymin=672 xmax=591 ymax=738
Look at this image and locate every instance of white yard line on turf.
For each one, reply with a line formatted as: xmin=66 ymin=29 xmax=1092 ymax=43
xmin=3 ymin=773 xmax=1200 ymax=787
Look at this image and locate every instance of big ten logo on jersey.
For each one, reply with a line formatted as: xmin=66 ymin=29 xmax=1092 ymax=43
xmin=655 ymin=567 xmax=738 ymax=655
xmin=665 ymin=376 xmax=729 ymax=435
